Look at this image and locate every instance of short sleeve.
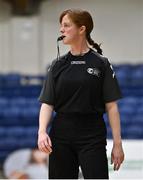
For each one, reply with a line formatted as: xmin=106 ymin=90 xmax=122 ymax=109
xmin=103 ymin=59 xmax=122 ymax=103
xmin=38 ymin=61 xmax=56 ymax=106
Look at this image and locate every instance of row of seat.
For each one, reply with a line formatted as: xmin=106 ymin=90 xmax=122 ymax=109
xmin=0 ymin=97 xmax=39 ymax=105
xmin=0 ymin=64 xmax=143 ymax=163
xmin=0 ymin=64 xmax=143 ymax=86
xmin=0 ymin=96 xmax=143 ymax=125
xmin=0 ymin=86 xmax=143 ymax=98
xmin=0 ymin=74 xmax=44 ymax=86
xmin=0 ymin=127 xmax=38 ymax=138
xmin=114 ymin=64 xmax=143 ymax=86
xmin=105 ymin=124 xmax=143 ymax=139
xmin=0 ymin=85 xmax=41 ymax=97
xmin=0 ymin=96 xmax=143 ymax=106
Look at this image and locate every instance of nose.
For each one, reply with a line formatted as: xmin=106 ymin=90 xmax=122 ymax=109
xmin=60 ymin=26 xmax=64 ymax=34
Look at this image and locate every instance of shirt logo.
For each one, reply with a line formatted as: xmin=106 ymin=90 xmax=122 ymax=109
xmin=71 ymin=61 xmax=86 ymax=64
xmin=87 ymin=68 xmax=101 ymax=77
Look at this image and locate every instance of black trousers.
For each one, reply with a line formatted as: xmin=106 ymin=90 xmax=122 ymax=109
xmin=49 ymin=113 xmax=109 ymax=179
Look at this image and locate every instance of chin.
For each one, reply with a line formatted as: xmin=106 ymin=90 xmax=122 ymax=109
xmin=63 ymin=36 xmax=73 ymax=44
xmin=63 ymin=42 xmax=69 ymax=45
xmin=63 ymin=39 xmax=70 ymax=45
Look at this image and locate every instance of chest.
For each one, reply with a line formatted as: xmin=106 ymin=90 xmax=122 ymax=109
xmin=56 ymin=61 xmax=104 ymax=89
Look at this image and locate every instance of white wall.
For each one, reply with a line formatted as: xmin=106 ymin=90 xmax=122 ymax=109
xmin=107 ymin=140 xmax=143 ymax=179
xmin=10 ymin=17 xmax=41 ymax=74
xmin=0 ymin=0 xmax=142 ymax=74
xmin=41 ymin=0 xmax=143 ymax=69
xmin=0 ymin=1 xmax=42 ymax=74
xmin=0 ymin=0 xmax=11 ymax=73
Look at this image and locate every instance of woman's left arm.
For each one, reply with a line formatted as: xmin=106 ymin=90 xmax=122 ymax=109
xmin=106 ymin=101 xmax=124 ymax=171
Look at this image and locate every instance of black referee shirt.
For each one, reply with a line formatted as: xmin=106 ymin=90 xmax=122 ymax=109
xmin=39 ymin=49 xmax=122 ymax=115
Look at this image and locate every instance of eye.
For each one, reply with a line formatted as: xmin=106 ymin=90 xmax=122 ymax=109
xmin=64 ymin=24 xmax=69 ymax=27
xmin=62 ymin=23 xmax=71 ymax=28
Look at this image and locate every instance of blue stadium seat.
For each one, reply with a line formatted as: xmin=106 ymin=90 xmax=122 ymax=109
xmin=120 ymin=114 xmax=132 ymax=126
xmin=10 ymin=97 xmax=27 ymax=107
xmin=0 ymin=137 xmax=20 ymax=150
xmin=25 ymin=127 xmax=38 ymax=136
xmin=0 ymin=74 xmax=4 ymax=87
xmin=0 ymin=68 xmax=142 ymax=163
xmin=3 ymin=73 xmax=21 ymax=86
xmin=0 ymin=127 xmax=5 ymax=137
xmin=3 ymin=106 xmax=21 ymax=121
xmin=132 ymin=114 xmax=143 ymax=125
xmin=20 ymin=85 xmax=41 ymax=97
xmin=21 ymin=106 xmax=39 ymax=119
xmin=0 ymin=98 xmax=8 ymax=119
xmin=126 ymin=125 xmax=143 ymax=139
xmin=131 ymin=65 xmax=143 ymax=86
xmin=137 ymin=105 xmax=143 ymax=114
xmin=114 ymin=64 xmax=132 ymax=86
xmin=120 ymin=97 xmax=138 ymax=106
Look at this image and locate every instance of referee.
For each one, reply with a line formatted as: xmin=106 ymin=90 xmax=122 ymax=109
xmin=38 ymin=9 xmax=124 ymax=179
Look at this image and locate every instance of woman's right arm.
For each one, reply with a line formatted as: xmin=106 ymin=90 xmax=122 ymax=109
xmin=38 ymin=103 xmax=54 ymax=154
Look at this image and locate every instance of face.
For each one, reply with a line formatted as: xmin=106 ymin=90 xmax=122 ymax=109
xmin=60 ymin=14 xmax=84 ymax=45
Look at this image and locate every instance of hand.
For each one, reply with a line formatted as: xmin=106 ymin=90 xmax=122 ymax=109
xmin=111 ymin=143 xmax=124 ymax=171
xmin=38 ymin=132 xmax=52 ymax=154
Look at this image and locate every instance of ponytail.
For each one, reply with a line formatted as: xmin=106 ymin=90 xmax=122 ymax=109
xmin=87 ymin=34 xmax=103 ymax=55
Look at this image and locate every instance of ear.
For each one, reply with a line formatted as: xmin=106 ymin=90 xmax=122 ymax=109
xmin=79 ymin=25 xmax=86 ymax=35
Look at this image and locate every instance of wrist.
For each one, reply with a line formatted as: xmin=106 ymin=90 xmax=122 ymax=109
xmin=38 ymin=130 xmax=47 ymax=135
xmin=113 ymin=140 xmax=122 ymax=146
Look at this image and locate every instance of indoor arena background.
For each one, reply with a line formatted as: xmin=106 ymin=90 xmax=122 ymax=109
xmin=0 ymin=0 xmax=142 ymax=179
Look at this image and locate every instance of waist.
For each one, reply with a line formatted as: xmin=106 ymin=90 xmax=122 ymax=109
xmin=56 ymin=112 xmax=103 ymax=119
xmin=50 ymin=112 xmax=106 ymax=139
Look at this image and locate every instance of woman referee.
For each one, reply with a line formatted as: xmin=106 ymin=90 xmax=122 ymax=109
xmin=38 ymin=9 xmax=124 ymax=179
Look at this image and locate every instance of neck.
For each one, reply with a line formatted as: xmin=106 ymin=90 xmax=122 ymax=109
xmin=70 ymin=38 xmax=89 ymax=56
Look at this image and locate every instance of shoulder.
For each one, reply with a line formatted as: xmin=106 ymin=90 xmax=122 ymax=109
xmin=47 ymin=53 xmax=68 ymax=72
xmin=90 ymin=49 xmax=109 ymax=66
xmin=58 ymin=53 xmax=69 ymax=62
xmin=53 ymin=53 xmax=69 ymax=63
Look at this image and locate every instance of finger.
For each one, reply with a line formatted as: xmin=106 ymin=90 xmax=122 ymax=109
xmin=114 ymin=158 xmax=121 ymax=171
xmin=44 ymin=141 xmax=52 ymax=153
xmin=39 ymin=142 xmax=51 ymax=154
xmin=113 ymin=159 xmax=118 ymax=170
xmin=116 ymin=158 xmax=123 ymax=170
xmin=47 ymin=136 xmax=52 ymax=147
xmin=116 ymin=156 xmax=124 ymax=166
xmin=38 ymin=142 xmax=46 ymax=152
xmin=38 ymin=135 xmax=52 ymax=150
xmin=114 ymin=163 xmax=121 ymax=171
xmin=112 ymin=155 xmax=118 ymax=166
xmin=41 ymin=146 xmax=51 ymax=154
xmin=120 ymin=155 xmax=124 ymax=163
xmin=40 ymin=147 xmax=49 ymax=154
xmin=116 ymin=163 xmax=121 ymax=170
xmin=114 ymin=163 xmax=118 ymax=171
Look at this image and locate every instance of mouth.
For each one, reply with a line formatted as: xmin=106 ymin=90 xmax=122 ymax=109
xmin=62 ymin=35 xmax=66 ymax=39
xmin=57 ymin=35 xmax=65 ymax=41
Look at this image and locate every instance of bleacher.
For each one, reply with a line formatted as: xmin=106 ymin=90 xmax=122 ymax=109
xmin=0 ymin=64 xmax=143 ymax=163
xmin=0 ymin=74 xmax=43 ymax=163
xmin=105 ymin=64 xmax=143 ymax=139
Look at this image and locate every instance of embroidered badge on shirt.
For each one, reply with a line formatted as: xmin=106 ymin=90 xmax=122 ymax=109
xmin=71 ymin=61 xmax=86 ymax=64
xmin=87 ymin=67 xmax=101 ymax=77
